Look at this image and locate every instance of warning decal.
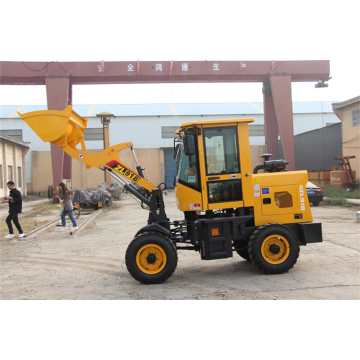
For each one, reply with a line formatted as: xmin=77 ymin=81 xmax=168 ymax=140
xmin=190 ymin=204 xmax=201 ymax=210
xmin=106 ymin=161 xmax=141 ymax=182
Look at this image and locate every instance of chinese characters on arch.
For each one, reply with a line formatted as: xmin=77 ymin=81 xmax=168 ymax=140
xmin=96 ymin=61 xmax=251 ymax=74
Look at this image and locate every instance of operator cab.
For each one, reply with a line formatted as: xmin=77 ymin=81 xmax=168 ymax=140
xmin=173 ymin=119 xmax=254 ymax=212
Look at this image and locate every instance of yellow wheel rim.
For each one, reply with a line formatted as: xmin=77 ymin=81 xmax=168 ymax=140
xmin=136 ymin=244 xmax=167 ymax=275
xmin=261 ymin=235 xmax=290 ymax=264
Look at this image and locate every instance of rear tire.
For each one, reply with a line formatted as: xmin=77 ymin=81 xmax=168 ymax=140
xmin=125 ymin=231 xmax=178 ymax=284
xmin=248 ymin=224 xmax=300 ymax=274
xmin=312 ymin=201 xmax=320 ymax=206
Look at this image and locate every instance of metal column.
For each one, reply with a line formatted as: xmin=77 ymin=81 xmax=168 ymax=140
xmin=103 ymin=123 xmax=111 ymax=185
xmin=269 ymin=75 xmax=296 ymax=171
xmin=45 ymin=76 xmax=72 ymax=186
xmin=263 ymin=90 xmax=279 ymax=159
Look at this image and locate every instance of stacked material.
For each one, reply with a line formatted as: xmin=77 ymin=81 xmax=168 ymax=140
xmin=72 ymin=188 xmax=112 ymax=207
xmin=98 ymin=183 xmax=122 ymax=199
xmin=307 ymin=171 xmax=330 ymax=186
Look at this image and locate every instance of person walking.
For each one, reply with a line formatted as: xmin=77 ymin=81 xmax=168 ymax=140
xmin=56 ymin=182 xmax=78 ymax=232
xmin=2 ymin=181 xmax=25 ymax=239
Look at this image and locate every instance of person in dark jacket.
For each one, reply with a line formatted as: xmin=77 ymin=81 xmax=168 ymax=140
xmin=55 ymin=182 xmax=78 ymax=231
xmin=2 ymin=181 xmax=25 ymax=239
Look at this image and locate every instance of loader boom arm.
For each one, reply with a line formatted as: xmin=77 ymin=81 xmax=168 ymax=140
xmin=18 ymin=105 xmax=158 ymax=192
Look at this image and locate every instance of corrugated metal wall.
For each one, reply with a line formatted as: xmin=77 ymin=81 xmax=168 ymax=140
xmin=277 ymin=123 xmax=342 ymax=170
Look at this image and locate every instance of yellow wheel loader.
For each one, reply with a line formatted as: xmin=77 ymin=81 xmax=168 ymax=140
xmin=19 ymin=106 xmax=322 ymax=284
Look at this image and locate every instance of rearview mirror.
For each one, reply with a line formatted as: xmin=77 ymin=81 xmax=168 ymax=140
xmin=183 ymin=134 xmax=195 ymax=155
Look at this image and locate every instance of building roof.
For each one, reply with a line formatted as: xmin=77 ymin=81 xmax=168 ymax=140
xmin=332 ymin=96 xmax=360 ymax=110
xmin=0 ymin=101 xmax=337 ymax=119
xmin=0 ymin=134 xmax=30 ymax=147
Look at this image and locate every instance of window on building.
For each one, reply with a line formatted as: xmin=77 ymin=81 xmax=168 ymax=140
xmin=162 ymin=126 xmax=180 ymax=138
xmin=248 ymin=125 xmax=265 ymax=136
xmin=84 ymin=128 xmax=104 ymax=141
xmin=8 ymin=166 xmax=13 ymax=182
xmin=17 ymin=167 xmax=22 ymax=187
xmin=351 ymin=109 xmax=360 ymax=127
xmin=0 ymin=165 xmax=3 ymax=188
xmin=0 ymin=130 xmax=23 ymax=140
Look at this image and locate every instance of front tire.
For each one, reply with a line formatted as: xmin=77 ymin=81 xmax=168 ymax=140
xmin=125 ymin=231 xmax=178 ymax=284
xmin=237 ymin=248 xmax=251 ymax=261
xmin=248 ymin=224 xmax=300 ymax=274
xmin=233 ymin=240 xmax=251 ymax=261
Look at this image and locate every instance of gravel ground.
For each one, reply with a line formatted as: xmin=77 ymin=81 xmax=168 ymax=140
xmin=1 ymin=190 xmax=359 ymax=300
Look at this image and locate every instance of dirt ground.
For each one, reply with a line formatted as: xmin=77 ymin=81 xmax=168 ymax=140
xmin=0 ymin=191 xmax=359 ymax=300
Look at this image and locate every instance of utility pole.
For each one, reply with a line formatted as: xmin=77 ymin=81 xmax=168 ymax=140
xmin=96 ymin=112 xmax=114 ymax=185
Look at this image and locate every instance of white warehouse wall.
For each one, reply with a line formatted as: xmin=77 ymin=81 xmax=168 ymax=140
xmin=293 ymin=113 xmax=339 ymax=135
xmin=0 ymin=111 xmax=340 ymax=183
xmin=104 ymin=114 xmax=265 ymax=149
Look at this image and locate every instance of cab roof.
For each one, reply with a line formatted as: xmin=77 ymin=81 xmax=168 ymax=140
xmin=180 ymin=118 xmax=255 ymax=130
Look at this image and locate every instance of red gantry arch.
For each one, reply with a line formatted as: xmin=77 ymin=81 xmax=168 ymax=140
xmin=0 ymin=60 xmax=331 ymax=185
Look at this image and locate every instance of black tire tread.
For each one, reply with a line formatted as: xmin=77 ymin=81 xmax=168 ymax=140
xmin=125 ymin=231 xmax=178 ymax=284
xmin=236 ymin=249 xmax=251 ymax=261
xmin=233 ymin=240 xmax=251 ymax=261
xmin=248 ymin=223 xmax=300 ymax=274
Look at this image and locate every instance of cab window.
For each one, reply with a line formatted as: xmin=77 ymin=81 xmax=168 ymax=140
xmin=203 ymin=127 xmax=240 ymax=175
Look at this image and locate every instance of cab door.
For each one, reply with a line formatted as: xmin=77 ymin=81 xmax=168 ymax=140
xmin=200 ymin=125 xmax=243 ymax=210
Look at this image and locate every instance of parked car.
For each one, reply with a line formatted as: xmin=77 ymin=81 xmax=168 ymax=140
xmin=306 ymin=181 xmax=323 ymax=206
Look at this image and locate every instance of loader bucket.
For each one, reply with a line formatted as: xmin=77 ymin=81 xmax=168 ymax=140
xmin=17 ymin=105 xmax=88 ymax=149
